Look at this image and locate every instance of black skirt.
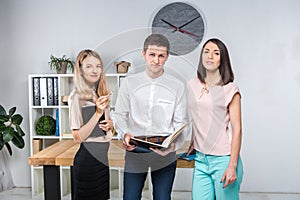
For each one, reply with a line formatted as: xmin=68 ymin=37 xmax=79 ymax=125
xmin=73 ymin=142 xmax=110 ymax=200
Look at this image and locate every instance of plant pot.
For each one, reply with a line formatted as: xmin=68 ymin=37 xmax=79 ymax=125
xmin=0 ymin=149 xmax=15 ymax=192
xmin=56 ymin=62 xmax=68 ymax=74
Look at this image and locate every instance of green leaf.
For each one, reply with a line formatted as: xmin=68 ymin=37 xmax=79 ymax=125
xmin=16 ymin=124 xmax=25 ymax=136
xmin=0 ymin=122 xmax=6 ymax=131
xmin=0 ymin=105 xmax=6 ymax=115
xmin=8 ymin=107 xmax=16 ymax=116
xmin=3 ymin=127 xmax=14 ymax=143
xmin=12 ymin=114 xmax=23 ymax=125
xmin=0 ymin=115 xmax=9 ymax=123
xmin=0 ymin=136 xmax=4 ymax=150
xmin=0 ymin=105 xmax=25 ymax=156
xmin=11 ymin=133 xmax=25 ymax=149
xmin=5 ymin=143 xmax=12 ymax=156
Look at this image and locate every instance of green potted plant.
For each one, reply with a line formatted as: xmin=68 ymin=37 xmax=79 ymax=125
xmin=49 ymin=54 xmax=74 ymax=74
xmin=36 ymin=115 xmax=56 ymax=136
xmin=0 ymin=105 xmax=25 ymax=156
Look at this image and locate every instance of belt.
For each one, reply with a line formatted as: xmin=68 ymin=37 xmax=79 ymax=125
xmin=135 ymin=136 xmax=167 ymax=144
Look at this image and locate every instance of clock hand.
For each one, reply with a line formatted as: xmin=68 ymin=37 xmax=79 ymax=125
xmin=161 ymin=18 xmax=200 ymax=38
xmin=160 ymin=19 xmax=179 ymax=30
xmin=171 ymin=15 xmax=201 ymax=36
xmin=178 ymin=29 xmax=200 ymax=38
xmin=178 ymin=15 xmax=200 ymax=29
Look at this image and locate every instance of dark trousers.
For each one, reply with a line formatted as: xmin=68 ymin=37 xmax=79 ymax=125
xmin=123 ymin=151 xmax=177 ymax=200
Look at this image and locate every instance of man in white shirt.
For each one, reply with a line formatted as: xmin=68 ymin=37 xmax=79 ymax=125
xmin=114 ymin=34 xmax=189 ymax=200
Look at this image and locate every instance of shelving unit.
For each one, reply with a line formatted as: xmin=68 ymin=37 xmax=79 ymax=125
xmin=28 ymin=73 xmax=126 ymax=197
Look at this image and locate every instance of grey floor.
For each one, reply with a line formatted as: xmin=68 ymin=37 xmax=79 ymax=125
xmin=1 ymin=188 xmax=300 ymax=200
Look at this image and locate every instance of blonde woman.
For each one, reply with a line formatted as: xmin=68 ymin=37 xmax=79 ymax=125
xmin=69 ymin=49 xmax=113 ymax=200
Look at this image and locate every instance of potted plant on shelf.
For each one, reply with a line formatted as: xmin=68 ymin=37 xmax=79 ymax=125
xmin=49 ymin=54 xmax=74 ymax=74
xmin=0 ymin=105 xmax=25 ymax=156
xmin=35 ymin=115 xmax=56 ymax=136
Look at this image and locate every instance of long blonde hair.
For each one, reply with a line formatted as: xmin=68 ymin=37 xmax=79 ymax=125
xmin=73 ymin=49 xmax=110 ymax=100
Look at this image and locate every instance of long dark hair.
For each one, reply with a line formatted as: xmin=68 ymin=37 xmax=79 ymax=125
xmin=197 ymin=38 xmax=234 ymax=85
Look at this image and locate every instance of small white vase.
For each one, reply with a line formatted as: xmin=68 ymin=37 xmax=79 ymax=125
xmin=0 ymin=149 xmax=15 ymax=192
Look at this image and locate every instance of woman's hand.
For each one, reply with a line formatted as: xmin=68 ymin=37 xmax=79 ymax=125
xmin=186 ymin=140 xmax=195 ymax=156
xmin=221 ymin=166 xmax=237 ymax=188
xmin=95 ymin=94 xmax=110 ymax=116
xmin=99 ymin=119 xmax=113 ymax=132
xmin=150 ymin=143 xmax=175 ymax=156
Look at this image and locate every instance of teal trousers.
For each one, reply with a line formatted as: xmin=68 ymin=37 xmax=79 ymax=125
xmin=192 ymin=151 xmax=243 ymax=200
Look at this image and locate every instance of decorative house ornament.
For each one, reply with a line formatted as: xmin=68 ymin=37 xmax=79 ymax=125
xmin=114 ymin=61 xmax=131 ymax=73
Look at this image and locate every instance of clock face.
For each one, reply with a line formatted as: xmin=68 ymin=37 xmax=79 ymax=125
xmin=152 ymin=2 xmax=205 ymax=56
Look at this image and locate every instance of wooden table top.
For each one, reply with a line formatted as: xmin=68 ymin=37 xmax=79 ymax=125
xmin=28 ymin=139 xmax=75 ymax=166
xmin=55 ymin=143 xmax=80 ymax=166
xmin=55 ymin=140 xmax=126 ymax=167
xmin=29 ymin=139 xmax=194 ymax=168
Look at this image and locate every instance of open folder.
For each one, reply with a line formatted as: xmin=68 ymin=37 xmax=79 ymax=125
xmin=129 ymin=122 xmax=190 ymax=149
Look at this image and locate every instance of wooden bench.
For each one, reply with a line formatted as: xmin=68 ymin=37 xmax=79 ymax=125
xmin=29 ymin=139 xmax=194 ymax=199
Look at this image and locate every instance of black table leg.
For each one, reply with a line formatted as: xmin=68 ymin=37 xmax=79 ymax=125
xmin=70 ymin=166 xmax=74 ymax=200
xmin=43 ymin=165 xmax=61 ymax=200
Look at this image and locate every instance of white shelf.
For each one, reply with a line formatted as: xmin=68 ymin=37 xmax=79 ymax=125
xmin=28 ymin=73 xmax=125 ymax=197
xmin=32 ymin=136 xmax=60 ymax=139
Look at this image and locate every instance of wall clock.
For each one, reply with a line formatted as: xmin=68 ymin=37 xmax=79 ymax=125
xmin=152 ymin=2 xmax=205 ymax=56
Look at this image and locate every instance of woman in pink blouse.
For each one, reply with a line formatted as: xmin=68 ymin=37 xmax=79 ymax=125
xmin=187 ymin=38 xmax=243 ymax=200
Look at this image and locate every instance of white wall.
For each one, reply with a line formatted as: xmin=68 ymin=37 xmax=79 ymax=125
xmin=0 ymin=0 xmax=299 ymax=193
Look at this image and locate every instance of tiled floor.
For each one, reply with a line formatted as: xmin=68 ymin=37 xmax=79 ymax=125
xmin=1 ymin=188 xmax=300 ymax=200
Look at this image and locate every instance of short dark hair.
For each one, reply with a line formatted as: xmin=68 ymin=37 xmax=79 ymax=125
xmin=197 ymin=38 xmax=234 ymax=85
xmin=143 ymin=34 xmax=170 ymax=53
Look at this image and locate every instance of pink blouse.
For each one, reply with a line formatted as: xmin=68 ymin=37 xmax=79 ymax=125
xmin=188 ymin=78 xmax=240 ymax=156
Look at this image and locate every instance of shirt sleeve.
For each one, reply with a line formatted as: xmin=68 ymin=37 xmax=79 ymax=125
xmin=225 ymin=83 xmax=241 ymax=106
xmin=114 ymin=78 xmax=130 ymax=138
xmin=172 ymin=84 xmax=191 ymax=151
